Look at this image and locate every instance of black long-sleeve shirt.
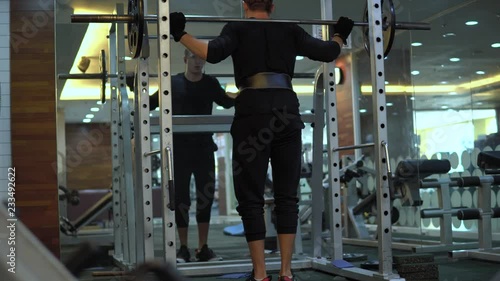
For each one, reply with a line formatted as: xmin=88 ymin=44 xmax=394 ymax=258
xmin=206 ymin=22 xmax=340 ymax=118
xmin=150 ymin=73 xmax=234 ymax=145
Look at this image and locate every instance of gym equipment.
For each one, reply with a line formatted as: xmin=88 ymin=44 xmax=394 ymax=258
xmin=58 ymin=185 xmax=80 ymax=206
xmin=67 ymin=0 xmax=414 ymax=279
xmin=449 ymin=151 xmax=500 ymax=262
xmin=59 ymin=191 xmax=113 ymax=236
xmin=70 ymin=0 xmax=430 ymax=58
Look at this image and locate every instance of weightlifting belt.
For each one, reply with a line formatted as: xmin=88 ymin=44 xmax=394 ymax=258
xmin=238 ymin=72 xmax=293 ymax=92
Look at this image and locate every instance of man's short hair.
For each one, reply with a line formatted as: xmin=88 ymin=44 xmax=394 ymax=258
xmin=243 ymin=0 xmax=273 ymax=13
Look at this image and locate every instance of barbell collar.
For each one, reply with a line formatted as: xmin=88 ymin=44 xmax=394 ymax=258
xmin=72 ymin=14 xmax=430 ymax=31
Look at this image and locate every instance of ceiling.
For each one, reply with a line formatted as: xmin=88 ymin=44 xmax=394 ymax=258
xmin=55 ymin=0 xmax=500 ymax=123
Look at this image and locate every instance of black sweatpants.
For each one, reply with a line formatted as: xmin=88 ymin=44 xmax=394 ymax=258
xmin=174 ymin=141 xmax=216 ymax=228
xmin=231 ymin=110 xmax=303 ymax=242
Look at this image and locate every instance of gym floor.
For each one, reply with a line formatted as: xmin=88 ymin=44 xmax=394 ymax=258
xmin=70 ymin=222 xmax=500 ymax=281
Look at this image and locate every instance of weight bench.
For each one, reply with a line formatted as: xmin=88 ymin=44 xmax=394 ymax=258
xmin=60 ymin=190 xmax=113 ymax=244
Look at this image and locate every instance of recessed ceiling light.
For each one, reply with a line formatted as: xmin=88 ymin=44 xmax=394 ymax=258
xmin=465 ymin=21 xmax=478 ymax=26
xmin=216 ymin=106 xmax=224 ymax=110
xmin=441 ymin=105 xmax=449 ymax=109
xmin=155 ymin=107 xmax=160 ymax=111
xmin=385 ymin=81 xmax=389 ymax=85
xmin=149 ymin=113 xmax=153 ymax=117
xmin=442 ymin=32 xmax=456 ymax=38
xmin=386 ymin=103 xmax=394 ymax=106
xmin=476 ymin=102 xmax=483 ymax=105
xmin=85 ymin=114 xmax=95 ymax=119
xmin=359 ymin=109 xmax=367 ymax=113
xmin=448 ymin=92 xmax=457 ymax=95
xmin=440 ymin=81 xmax=448 ymax=84
xmin=411 ymin=42 xmax=423 ymax=47
xmin=410 ymin=97 xmax=415 ymax=101
xmin=153 ymin=138 xmax=159 ymax=143
xmin=296 ymin=56 xmax=304 ymax=61
xmin=83 ymin=119 xmax=91 ymax=123
xmin=125 ymin=56 xmax=133 ymax=61
xmin=491 ymin=43 xmax=500 ymax=48
xmin=90 ymin=107 xmax=100 ymax=112
xmin=449 ymin=58 xmax=460 ymax=62
xmin=411 ymin=70 xmax=420 ymax=75
xmin=96 ymin=101 xmax=103 ymax=105
xmin=476 ymin=71 xmax=486 ymax=75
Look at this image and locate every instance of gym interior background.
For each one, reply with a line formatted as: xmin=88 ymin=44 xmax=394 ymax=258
xmin=1 ymin=0 xmax=500 ymax=280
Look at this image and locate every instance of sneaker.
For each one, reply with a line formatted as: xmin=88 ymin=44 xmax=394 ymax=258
xmin=278 ymin=276 xmax=294 ymax=281
xmin=195 ymin=244 xmax=220 ymax=262
xmin=176 ymin=245 xmax=191 ymax=263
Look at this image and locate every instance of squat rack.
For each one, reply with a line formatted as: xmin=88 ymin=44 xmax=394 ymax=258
xmin=67 ymin=0 xmax=431 ymax=279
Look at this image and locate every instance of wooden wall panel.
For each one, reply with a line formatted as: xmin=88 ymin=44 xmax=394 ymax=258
xmin=65 ymin=123 xmax=112 ymax=190
xmin=10 ymin=0 xmax=60 ymax=258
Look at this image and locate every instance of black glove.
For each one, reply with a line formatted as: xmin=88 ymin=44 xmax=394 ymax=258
xmin=170 ymin=12 xmax=187 ymax=42
xmin=332 ymin=16 xmax=354 ymax=44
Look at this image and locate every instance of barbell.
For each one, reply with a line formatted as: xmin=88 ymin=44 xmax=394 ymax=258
xmin=70 ymin=0 xmax=430 ymax=59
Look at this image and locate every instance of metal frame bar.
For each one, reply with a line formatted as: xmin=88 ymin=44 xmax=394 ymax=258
xmin=117 ymin=19 xmax=137 ymax=269
xmin=157 ymin=0 xmax=177 ymax=266
xmin=133 ymin=20 xmax=155 ymax=264
xmin=109 ymin=18 xmax=124 ymax=262
xmin=367 ymin=0 xmax=397 ymax=277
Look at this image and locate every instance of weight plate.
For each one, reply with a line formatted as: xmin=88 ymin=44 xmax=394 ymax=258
xmin=492 ymin=190 xmax=497 ymax=208
xmin=472 ymin=168 xmax=483 ymax=177
xmin=362 ymin=0 xmax=396 ymax=58
xmin=472 ymin=189 xmax=477 ymax=208
xmin=360 ymin=260 xmax=379 ymax=270
xmin=497 ymin=190 xmax=500 ymax=207
xmin=451 ymin=190 xmax=462 ymax=229
xmin=407 ymin=207 xmax=415 ymax=227
xmin=128 ymin=0 xmax=144 ymax=58
xmin=398 ymin=207 xmax=407 ymax=226
xmin=99 ymin=49 xmax=107 ymax=104
xmin=483 ymin=146 xmax=493 ymax=152
xmin=421 ymin=191 xmax=430 ymax=209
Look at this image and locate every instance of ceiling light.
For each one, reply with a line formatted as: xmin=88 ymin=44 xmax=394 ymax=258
xmin=83 ymin=119 xmax=91 ymax=123
xmin=440 ymin=81 xmax=448 ymax=84
xmin=386 ymin=103 xmax=394 ymax=106
xmin=410 ymin=97 xmax=415 ymax=101
xmin=153 ymin=138 xmax=159 ymax=142
xmin=411 ymin=42 xmax=423 ymax=47
xmin=90 ymin=107 xmax=100 ymax=112
xmin=476 ymin=71 xmax=485 ymax=75
xmin=125 ymin=56 xmax=133 ymax=61
xmin=155 ymin=107 xmax=160 ymax=111
xmin=491 ymin=43 xmax=500 ymax=48
xmin=442 ymin=32 xmax=456 ymax=38
xmin=449 ymin=58 xmax=460 ymax=62
xmin=411 ymin=70 xmax=420 ymax=75
xmin=441 ymin=105 xmax=449 ymax=109
xmin=85 ymin=114 xmax=95 ymax=119
xmin=385 ymin=81 xmax=389 ymax=85
xmin=476 ymin=102 xmax=483 ymax=105
xmin=465 ymin=21 xmax=478 ymax=26
xmin=359 ymin=109 xmax=367 ymax=113
xmin=216 ymin=106 xmax=224 ymax=110
xmin=448 ymin=92 xmax=457 ymax=95
xmin=96 ymin=101 xmax=103 ymax=105
xmin=149 ymin=113 xmax=153 ymax=117
xmin=296 ymin=56 xmax=304 ymax=61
